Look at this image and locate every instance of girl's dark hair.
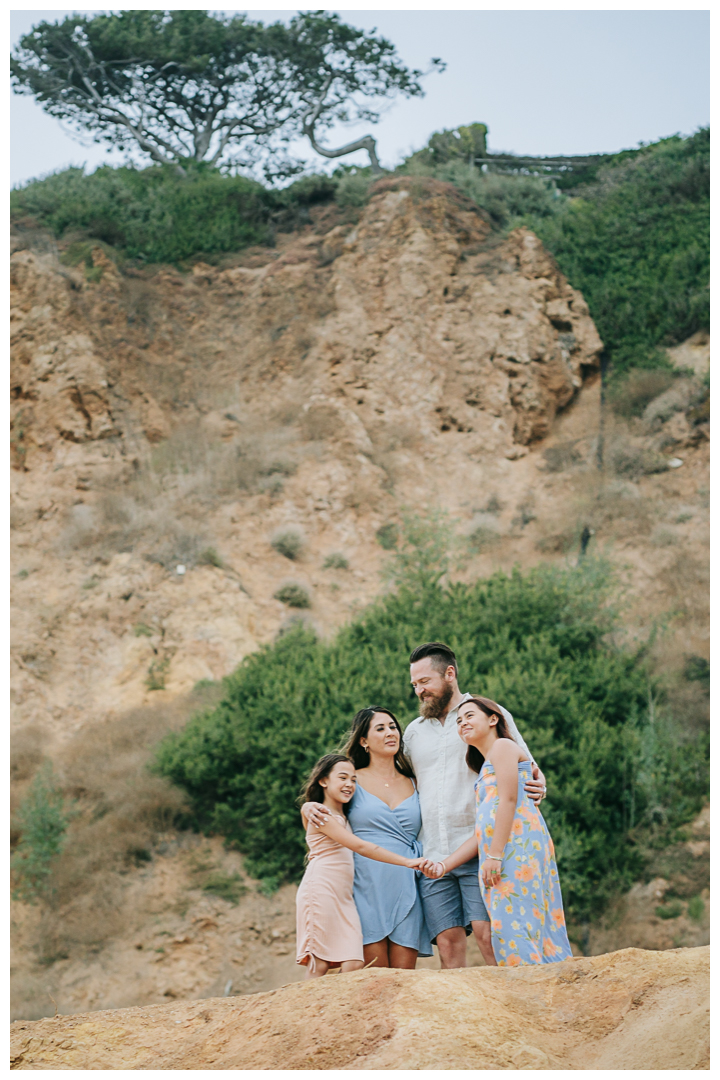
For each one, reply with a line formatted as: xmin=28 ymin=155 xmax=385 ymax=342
xmin=300 ymin=754 xmax=355 ymax=815
xmin=459 ymin=696 xmax=514 ymax=773
xmin=342 ymin=707 xmax=415 ymax=779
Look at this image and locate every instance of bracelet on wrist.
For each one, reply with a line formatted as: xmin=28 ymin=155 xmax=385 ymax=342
xmin=487 ymin=855 xmax=502 ymax=862
xmin=438 ymin=861 xmax=447 ymax=878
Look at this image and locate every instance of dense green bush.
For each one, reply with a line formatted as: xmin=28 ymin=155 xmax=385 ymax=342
xmin=9 ymin=165 xmax=343 ymax=264
xmin=11 ymin=165 xmax=275 ymax=263
xmin=527 ymin=129 xmax=710 ymax=379
xmin=154 ymin=554 xmax=708 ymax=922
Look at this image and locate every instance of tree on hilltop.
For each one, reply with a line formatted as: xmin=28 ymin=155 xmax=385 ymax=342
xmin=11 ymin=10 xmax=442 ymax=178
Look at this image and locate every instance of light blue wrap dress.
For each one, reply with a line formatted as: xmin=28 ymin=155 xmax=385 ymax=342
xmin=346 ymin=783 xmax=433 ymax=956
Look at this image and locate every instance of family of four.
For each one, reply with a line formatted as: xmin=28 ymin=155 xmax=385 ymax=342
xmin=296 ymin=642 xmax=572 ymax=975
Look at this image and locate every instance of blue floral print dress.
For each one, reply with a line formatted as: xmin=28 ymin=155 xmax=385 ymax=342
xmin=474 ymin=759 xmax=572 ymax=966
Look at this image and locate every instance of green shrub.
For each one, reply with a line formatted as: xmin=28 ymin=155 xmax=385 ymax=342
xmin=146 ymin=656 xmax=170 ymax=691
xmin=527 ymin=129 xmax=709 ymax=379
xmin=11 ymin=164 xmax=274 ymax=264
xmin=154 ymin=554 xmax=707 ymax=923
xmin=655 ymin=900 xmax=683 ymax=920
xmin=201 ymin=871 xmax=247 ymax=905
xmin=335 ymin=169 xmax=374 ymax=208
xmin=684 ymin=656 xmax=709 ymax=686
xmin=274 ymin=583 xmax=311 ymax=608
xmin=375 ymin=523 xmax=399 ymax=550
xmin=687 ymin=895 xmax=705 ymax=921
xmin=323 ymin=553 xmax=349 ymax=570
xmin=198 ymin=547 xmax=224 ymax=568
xmin=11 ymin=762 xmax=69 ymax=902
xmin=400 ymin=158 xmax=564 ymax=228
xmin=271 ymin=530 xmax=304 ymax=561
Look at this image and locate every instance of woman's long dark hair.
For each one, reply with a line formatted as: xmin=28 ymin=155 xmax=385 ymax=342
xmin=461 ymin=696 xmax=515 ymax=773
xmin=300 ymin=753 xmax=355 ymax=816
xmin=342 ymin=707 xmax=415 ymax=779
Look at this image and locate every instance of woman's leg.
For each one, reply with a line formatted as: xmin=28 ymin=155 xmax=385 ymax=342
xmin=305 ymin=956 xmax=331 ymax=979
xmin=363 ymin=939 xmax=390 ymax=968
xmin=388 ymin=942 xmax=418 ymax=969
xmin=340 ymin=960 xmax=364 ymax=973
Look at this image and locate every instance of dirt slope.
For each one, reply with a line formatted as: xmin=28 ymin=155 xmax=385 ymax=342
xmin=10 ymin=946 xmax=709 ymax=1070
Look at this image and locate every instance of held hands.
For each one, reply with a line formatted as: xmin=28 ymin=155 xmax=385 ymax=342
xmin=525 ymin=764 xmax=547 ymax=805
xmin=419 ymin=861 xmax=446 ymax=879
xmin=407 ymin=857 xmax=435 ymax=872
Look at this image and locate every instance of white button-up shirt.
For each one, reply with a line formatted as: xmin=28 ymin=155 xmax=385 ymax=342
xmin=402 ymin=693 xmax=533 ymax=863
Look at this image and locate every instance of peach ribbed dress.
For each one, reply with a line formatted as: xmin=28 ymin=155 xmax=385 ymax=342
xmin=296 ymin=813 xmax=364 ymax=970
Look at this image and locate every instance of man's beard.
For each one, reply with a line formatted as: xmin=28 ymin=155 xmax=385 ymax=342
xmin=419 ymin=682 xmax=453 ymax=720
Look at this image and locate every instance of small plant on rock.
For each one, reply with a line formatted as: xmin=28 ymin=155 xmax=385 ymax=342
xmin=375 ymin=523 xmax=399 ymax=550
xmin=198 ymin=547 xmax=223 ymax=568
xmin=274 ymin=583 xmax=311 ymax=608
xmin=323 ymin=553 xmax=349 ymax=570
xmin=201 ymin=871 xmax=247 ymax=905
xmin=271 ymin=530 xmax=304 ymax=561
xmin=146 ymin=656 xmax=171 ymax=690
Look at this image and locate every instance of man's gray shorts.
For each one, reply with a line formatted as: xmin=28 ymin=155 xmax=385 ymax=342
xmin=418 ymin=856 xmax=489 ymax=943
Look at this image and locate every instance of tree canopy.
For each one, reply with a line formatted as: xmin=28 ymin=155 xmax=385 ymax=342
xmin=11 ymin=10 xmax=439 ymax=177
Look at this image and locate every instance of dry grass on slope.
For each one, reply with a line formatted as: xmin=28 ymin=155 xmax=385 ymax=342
xmin=11 ymin=684 xmax=226 ymax=966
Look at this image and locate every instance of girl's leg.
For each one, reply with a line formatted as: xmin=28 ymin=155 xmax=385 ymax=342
xmin=340 ymin=960 xmax=364 ymax=973
xmin=305 ymin=956 xmax=331 ymax=979
xmin=363 ymin=939 xmax=390 ymax=968
xmin=388 ymin=943 xmax=418 ymax=969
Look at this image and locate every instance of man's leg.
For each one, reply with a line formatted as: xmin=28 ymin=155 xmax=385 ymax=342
xmin=471 ymin=919 xmax=497 ymax=966
xmin=435 ymin=925 xmax=468 ymax=969
xmin=456 ymin=857 xmax=496 ymax=965
xmin=418 ymin=866 xmax=469 ymax=968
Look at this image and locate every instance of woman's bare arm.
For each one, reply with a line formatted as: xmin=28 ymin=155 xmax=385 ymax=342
xmin=316 ymin=814 xmax=428 ymax=869
xmin=438 ymin=835 xmax=478 ymax=874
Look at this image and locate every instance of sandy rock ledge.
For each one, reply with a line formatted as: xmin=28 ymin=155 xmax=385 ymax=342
xmin=10 ymin=946 xmax=708 ymax=1070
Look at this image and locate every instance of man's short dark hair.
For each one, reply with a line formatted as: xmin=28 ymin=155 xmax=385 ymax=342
xmin=409 ymin=641 xmax=458 ymax=678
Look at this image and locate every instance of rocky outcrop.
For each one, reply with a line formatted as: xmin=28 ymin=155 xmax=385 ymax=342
xmin=10 ymin=946 xmax=709 ymax=1070
xmin=10 ymin=178 xmax=601 ymax=470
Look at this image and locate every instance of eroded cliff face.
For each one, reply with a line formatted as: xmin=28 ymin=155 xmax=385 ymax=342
xmin=9 ymin=946 xmax=710 ymax=1071
xmin=10 ymin=179 xmax=602 ymax=740
xmin=9 ymin=177 xmax=710 ymax=1024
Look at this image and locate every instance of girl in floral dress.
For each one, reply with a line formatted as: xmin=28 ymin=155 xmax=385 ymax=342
xmin=430 ymin=696 xmax=572 ymax=967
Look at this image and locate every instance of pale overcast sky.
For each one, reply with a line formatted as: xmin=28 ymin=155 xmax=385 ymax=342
xmin=10 ymin=8 xmax=710 ymax=188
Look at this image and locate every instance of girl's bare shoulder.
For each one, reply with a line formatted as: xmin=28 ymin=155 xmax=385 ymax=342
xmin=489 ymin=738 xmax=527 ymax=764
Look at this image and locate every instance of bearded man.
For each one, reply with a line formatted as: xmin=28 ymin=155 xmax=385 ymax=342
xmin=404 ymin=641 xmax=546 ymax=968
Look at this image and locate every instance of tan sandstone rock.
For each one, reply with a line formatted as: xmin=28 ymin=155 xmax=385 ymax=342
xmin=9 ymin=946 xmax=709 ymax=1070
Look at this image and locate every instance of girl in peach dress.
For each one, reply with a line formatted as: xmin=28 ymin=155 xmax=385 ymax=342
xmin=296 ymin=754 xmax=430 ymax=977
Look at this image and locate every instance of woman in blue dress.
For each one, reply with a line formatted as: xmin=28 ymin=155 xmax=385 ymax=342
xmin=341 ymin=707 xmax=433 ymax=968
